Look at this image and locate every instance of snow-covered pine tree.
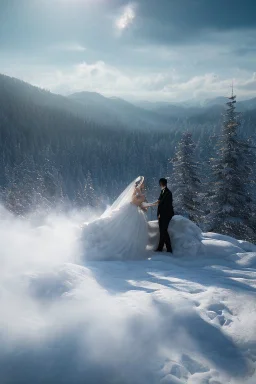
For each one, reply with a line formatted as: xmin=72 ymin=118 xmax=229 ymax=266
xmin=41 ymin=156 xmax=65 ymax=210
xmin=75 ymin=171 xmax=100 ymax=209
xmin=171 ymin=132 xmax=202 ymax=224
xmin=3 ymin=164 xmax=25 ymax=215
xmin=208 ymin=88 xmax=256 ymax=241
xmin=84 ymin=171 xmax=96 ymax=207
xmin=4 ymin=156 xmax=45 ymax=215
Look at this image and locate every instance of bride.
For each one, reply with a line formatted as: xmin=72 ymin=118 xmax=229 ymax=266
xmin=81 ymin=176 xmax=203 ymax=261
xmin=81 ymin=176 xmax=149 ymax=260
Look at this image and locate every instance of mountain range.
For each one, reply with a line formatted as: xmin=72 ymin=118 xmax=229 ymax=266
xmin=0 ymin=72 xmax=255 ymax=217
xmin=135 ymin=95 xmax=256 ymax=120
xmin=1 ymin=73 xmax=256 ymax=132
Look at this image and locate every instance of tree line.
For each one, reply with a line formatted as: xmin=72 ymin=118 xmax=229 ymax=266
xmin=170 ymin=91 xmax=256 ymax=242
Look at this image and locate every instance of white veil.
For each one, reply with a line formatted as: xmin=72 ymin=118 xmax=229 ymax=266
xmin=101 ymin=176 xmax=144 ymax=218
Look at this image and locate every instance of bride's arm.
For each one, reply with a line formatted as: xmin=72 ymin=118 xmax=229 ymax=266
xmin=141 ymin=200 xmax=159 ymax=208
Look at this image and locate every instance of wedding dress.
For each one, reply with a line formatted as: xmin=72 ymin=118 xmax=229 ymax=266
xmin=81 ymin=176 xmax=204 ymax=261
xmin=81 ymin=177 xmax=149 ymax=261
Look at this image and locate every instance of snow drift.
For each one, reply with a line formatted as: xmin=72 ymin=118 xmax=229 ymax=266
xmin=0 ymin=205 xmax=256 ymax=384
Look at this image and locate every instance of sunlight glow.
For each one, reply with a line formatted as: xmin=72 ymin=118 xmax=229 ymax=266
xmin=116 ymin=4 xmax=136 ymax=30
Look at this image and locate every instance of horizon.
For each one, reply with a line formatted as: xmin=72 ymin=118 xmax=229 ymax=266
xmin=1 ymin=0 xmax=255 ymax=102
xmin=2 ymin=72 xmax=255 ymax=105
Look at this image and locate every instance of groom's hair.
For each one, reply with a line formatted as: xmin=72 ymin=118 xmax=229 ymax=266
xmin=159 ymin=178 xmax=167 ymax=187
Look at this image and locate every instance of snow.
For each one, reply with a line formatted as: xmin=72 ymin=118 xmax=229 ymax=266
xmin=0 ymin=205 xmax=256 ymax=384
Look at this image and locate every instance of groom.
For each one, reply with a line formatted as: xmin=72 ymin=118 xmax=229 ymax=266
xmin=155 ymin=178 xmax=174 ymax=253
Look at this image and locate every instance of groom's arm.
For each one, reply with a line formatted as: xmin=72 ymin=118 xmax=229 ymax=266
xmin=142 ymin=192 xmax=162 ymax=208
xmin=150 ymin=193 xmax=162 ymax=207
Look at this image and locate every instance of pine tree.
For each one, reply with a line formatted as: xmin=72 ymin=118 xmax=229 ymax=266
xmin=171 ymin=132 xmax=202 ymax=224
xmin=4 ymin=156 xmax=45 ymax=215
xmin=208 ymin=88 xmax=255 ymax=241
xmin=75 ymin=171 xmax=99 ymax=208
xmin=41 ymin=157 xmax=65 ymax=209
xmin=3 ymin=164 xmax=25 ymax=215
xmin=84 ymin=171 xmax=98 ymax=207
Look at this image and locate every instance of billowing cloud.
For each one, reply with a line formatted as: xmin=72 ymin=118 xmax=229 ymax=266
xmin=130 ymin=0 xmax=256 ymax=45
xmin=238 ymin=73 xmax=256 ymax=91
xmin=116 ymin=3 xmax=136 ymax=30
xmin=3 ymin=59 xmax=255 ymax=101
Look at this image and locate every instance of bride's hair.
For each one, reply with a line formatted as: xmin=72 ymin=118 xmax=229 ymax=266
xmin=135 ymin=176 xmax=144 ymax=189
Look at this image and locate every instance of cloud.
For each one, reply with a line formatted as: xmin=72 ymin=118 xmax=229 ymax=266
xmin=116 ymin=3 xmax=136 ymax=31
xmin=5 ymin=59 xmax=254 ymax=102
xmin=129 ymin=0 xmax=256 ymax=46
xmin=35 ymin=61 xmax=179 ymax=98
xmin=51 ymin=42 xmax=87 ymax=52
xmin=232 ymin=47 xmax=256 ymax=56
xmin=1 ymin=0 xmax=256 ymax=103
xmin=238 ymin=73 xmax=256 ymax=91
xmin=162 ymin=73 xmax=256 ymax=100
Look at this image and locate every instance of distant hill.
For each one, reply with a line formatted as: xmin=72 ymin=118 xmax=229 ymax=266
xmin=239 ymin=97 xmax=256 ymax=111
xmin=68 ymin=91 xmax=173 ymax=131
xmin=0 ymin=74 xmax=173 ymax=132
xmin=135 ymin=96 xmax=256 ymax=120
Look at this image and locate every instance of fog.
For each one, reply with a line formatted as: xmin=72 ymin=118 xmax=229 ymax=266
xmin=0 ymin=205 xmax=197 ymax=384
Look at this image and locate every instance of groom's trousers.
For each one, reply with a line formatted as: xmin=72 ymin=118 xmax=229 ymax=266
xmin=157 ymin=217 xmax=172 ymax=252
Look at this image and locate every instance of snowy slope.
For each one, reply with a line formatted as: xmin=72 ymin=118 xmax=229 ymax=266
xmin=0 ymin=206 xmax=256 ymax=384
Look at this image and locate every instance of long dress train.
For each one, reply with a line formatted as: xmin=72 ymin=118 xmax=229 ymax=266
xmin=81 ymin=202 xmax=148 ymax=261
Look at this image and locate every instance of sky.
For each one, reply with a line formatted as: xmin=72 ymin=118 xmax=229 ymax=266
xmin=0 ymin=0 xmax=256 ymax=101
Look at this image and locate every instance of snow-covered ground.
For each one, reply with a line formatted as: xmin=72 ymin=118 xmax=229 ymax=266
xmin=0 ymin=206 xmax=256 ymax=384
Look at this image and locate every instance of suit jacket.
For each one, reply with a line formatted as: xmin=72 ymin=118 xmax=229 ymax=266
xmin=157 ymin=187 xmax=174 ymax=220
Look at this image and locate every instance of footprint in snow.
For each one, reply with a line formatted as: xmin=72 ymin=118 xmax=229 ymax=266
xmin=206 ymin=303 xmax=233 ymax=327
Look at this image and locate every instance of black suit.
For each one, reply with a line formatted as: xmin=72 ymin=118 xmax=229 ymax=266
xmin=157 ymin=187 xmax=174 ymax=252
